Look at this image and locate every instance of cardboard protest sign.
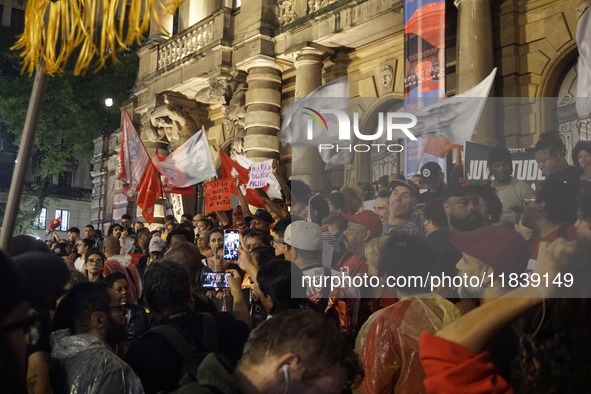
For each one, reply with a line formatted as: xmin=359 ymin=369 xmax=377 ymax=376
xmin=204 ymin=178 xmax=232 ymax=213
xmin=246 ymin=159 xmax=273 ymax=189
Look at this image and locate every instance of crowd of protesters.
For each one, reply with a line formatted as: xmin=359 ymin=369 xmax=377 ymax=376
xmin=2 ymin=131 xmax=591 ymax=393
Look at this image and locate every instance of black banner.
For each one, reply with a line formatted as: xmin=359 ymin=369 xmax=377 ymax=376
xmin=464 ymin=141 xmax=545 ymax=189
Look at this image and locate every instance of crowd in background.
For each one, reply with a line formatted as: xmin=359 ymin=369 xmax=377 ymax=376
xmin=2 ymin=130 xmax=591 ymax=393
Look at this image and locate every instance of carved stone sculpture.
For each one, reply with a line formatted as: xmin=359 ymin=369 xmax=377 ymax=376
xmin=380 ymin=64 xmax=394 ymax=88
xmin=148 ymin=103 xmax=198 ymax=150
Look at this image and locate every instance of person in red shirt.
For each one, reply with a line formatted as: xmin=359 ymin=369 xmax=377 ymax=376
xmin=522 ymin=179 xmax=578 ymax=272
xmin=333 ymin=210 xmax=383 ymax=278
xmin=420 ymin=239 xmax=591 ymax=394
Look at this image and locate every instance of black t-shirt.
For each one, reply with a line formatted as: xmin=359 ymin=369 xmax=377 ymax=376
xmin=547 ymin=165 xmax=581 ymax=190
xmin=124 ymin=312 xmax=249 ymax=394
xmin=418 ymin=185 xmax=445 ymax=205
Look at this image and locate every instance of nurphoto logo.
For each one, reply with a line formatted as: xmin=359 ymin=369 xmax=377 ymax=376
xmin=304 ymin=108 xmax=419 ymax=153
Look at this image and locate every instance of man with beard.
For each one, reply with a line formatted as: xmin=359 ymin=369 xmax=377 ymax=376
xmin=487 ymin=147 xmax=534 ymax=227
xmin=427 ymin=178 xmax=485 ymax=250
xmin=333 ymin=210 xmax=383 ymax=277
xmin=448 ymin=225 xmax=528 ymax=379
xmin=50 ymin=282 xmax=143 ymax=394
xmin=426 ymin=178 xmax=486 ymax=290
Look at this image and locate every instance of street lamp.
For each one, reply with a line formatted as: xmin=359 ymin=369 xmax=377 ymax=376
xmin=104 ymin=97 xmax=113 ymax=136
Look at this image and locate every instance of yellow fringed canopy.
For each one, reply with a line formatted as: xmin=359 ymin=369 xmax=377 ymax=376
xmin=12 ymin=0 xmax=184 ymax=75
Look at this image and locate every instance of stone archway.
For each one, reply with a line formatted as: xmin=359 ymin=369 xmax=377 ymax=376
xmin=556 ymin=61 xmax=591 ymax=164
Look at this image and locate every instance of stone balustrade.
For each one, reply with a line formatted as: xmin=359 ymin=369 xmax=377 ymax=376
xmin=157 ymin=19 xmax=215 ymax=69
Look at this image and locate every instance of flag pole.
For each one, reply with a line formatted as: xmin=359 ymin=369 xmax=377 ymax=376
xmin=0 ymin=67 xmax=48 ymax=249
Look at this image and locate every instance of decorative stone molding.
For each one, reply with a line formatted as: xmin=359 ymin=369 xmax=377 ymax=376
xmin=157 ymin=20 xmax=214 ymax=69
xmin=308 ymin=0 xmax=337 ymax=14
xmin=195 ymin=74 xmax=235 ymax=105
xmin=278 ymin=0 xmax=297 ymax=26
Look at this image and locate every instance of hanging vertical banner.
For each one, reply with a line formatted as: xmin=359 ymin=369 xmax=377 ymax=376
xmin=402 ymin=0 xmax=448 ymax=178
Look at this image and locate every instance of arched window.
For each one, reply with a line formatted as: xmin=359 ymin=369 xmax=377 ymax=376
xmin=556 ymin=61 xmax=591 ymax=164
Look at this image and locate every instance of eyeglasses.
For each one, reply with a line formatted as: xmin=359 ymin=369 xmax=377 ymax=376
xmin=106 ymin=303 xmax=128 ymax=313
xmin=523 ymin=198 xmax=537 ymax=206
xmin=87 ymin=259 xmax=104 ymax=265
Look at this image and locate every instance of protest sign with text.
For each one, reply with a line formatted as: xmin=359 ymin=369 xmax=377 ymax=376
xmin=246 ymin=159 xmax=274 ymax=189
xmin=204 ymin=178 xmax=232 ymax=213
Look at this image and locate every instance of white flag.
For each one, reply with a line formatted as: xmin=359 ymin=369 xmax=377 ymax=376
xmin=411 ymin=68 xmax=497 ymax=144
xmin=577 ymin=5 xmax=591 ymax=119
xmin=153 ymin=127 xmax=216 ymax=188
xmin=278 ymin=77 xmax=349 ymax=147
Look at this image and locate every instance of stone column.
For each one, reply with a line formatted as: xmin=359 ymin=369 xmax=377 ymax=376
xmin=455 ymin=0 xmax=497 ymax=146
xmin=179 ymin=0 xmax=221 ymax=30
xmin=291 ymin=48 xmax=328 ymax=193
xmin=243 ymin=57 xmax=283 ymax=162
xmin=149 ymin=0 xmax=175 ymax=38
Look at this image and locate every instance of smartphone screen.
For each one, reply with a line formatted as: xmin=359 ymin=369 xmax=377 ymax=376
xmin=201 ymin=272 xmax=231 ymax=289
xmin=223 ymin=229 xmax=240 ymax=261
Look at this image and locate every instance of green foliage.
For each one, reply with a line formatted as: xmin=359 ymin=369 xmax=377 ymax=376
xmin=0 ymin=26 xmax=139 ymax=177
xmin=0 ymin=26 xmax=138 ymax=234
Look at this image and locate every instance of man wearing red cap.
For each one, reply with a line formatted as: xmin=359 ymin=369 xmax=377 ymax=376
xmin=450 ymin=225 xmax=530 ymax=300
xmin=334 ymin=210 xmax=383 ymax=277
xmin=449 ymin=225 xmax=529 ymax=379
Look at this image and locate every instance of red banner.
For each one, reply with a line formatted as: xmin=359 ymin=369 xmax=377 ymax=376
xmin=219 ymin=150 xmax=267 ymax=208
xmin=204 ymin=178 xmax=232 ymax=213
xmin=403 ymin=0 xmax=451 ymax=174
xmin=136 ymin=164 xmax=162 ymax=224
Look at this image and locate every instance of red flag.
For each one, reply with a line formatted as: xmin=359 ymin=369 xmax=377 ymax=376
xmin=136 ymin=164 xmax=162 ymax=224
xmin=219 ymin=150 xmax=266 ymax=208
xmin=423 ymin=136 xmax=462 ymax=159
xmin=118 ymin=109 xmax=150 ymax=197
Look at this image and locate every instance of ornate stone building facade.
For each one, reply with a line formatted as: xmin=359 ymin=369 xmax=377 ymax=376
xmin=90 ymin=0 xmax=589 ymax=229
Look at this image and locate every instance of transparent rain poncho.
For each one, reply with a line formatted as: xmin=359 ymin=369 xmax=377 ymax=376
xmin=355 ymin=296 xmax=461 ymax=394
xmin=50 ymin=329 xmax=144 ymax=394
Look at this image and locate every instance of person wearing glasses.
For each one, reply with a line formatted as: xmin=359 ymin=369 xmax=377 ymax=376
xmin=84 ymin=248 xmax=106 ymax=283
xmin=50 ymin=281 xmax=144 ymax=393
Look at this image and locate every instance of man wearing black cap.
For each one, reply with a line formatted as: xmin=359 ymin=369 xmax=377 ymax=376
xmin=245 ymin=208 xmax=274 ymax=233
xmin=487 ymin=146 xmax=534 ymax=227
xmin=418 ymin=162 xmax=446 ymax=204
xmin=426 ymin=178 xmax=486 ymax=262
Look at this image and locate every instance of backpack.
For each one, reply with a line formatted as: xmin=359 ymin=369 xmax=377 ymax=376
xmin=147 ymin=313 xmax=219 ymax=386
